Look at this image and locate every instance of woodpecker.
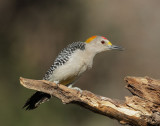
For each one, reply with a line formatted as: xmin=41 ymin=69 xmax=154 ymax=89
xmin=23 ymin=35 xmax=123 ymax=110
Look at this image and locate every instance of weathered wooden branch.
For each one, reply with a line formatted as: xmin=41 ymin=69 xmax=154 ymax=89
xmin=20 ymin=76 xmax=160 ymax=126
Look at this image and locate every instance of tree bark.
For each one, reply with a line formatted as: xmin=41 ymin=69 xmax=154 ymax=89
xmin=20 ymin=76 xmax=160 ymax=126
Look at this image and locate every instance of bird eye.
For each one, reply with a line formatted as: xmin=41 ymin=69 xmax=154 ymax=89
xmin=101 ymin=40 xmax=105 ymax=44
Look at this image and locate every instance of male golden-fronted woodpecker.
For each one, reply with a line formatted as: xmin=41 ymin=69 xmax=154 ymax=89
xmin=23 ymin=35 xmax=123 ymax=110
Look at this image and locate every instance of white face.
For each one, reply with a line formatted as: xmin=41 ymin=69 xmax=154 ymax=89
xmin=86 ymin=36 xmax=123 ymax=54
xmin=96 ymin=36 xmax=112 ymax=50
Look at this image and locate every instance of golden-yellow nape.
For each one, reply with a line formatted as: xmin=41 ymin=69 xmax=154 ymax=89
xmin=85 ymin=36 xmax=97 ymax=43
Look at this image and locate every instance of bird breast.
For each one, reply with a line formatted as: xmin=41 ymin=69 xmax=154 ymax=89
xmin=49 ymin=50 xmax=94 ymax=85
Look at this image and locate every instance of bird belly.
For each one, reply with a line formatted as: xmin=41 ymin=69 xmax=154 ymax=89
xmin=49 ymin=50 xmax=88 ymax=86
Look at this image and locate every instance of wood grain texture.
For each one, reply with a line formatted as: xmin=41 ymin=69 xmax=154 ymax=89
xmin=20 ymin=76 xmax=160 ymax=126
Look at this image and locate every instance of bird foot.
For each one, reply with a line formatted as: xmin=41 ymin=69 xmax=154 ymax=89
xmin=68 ymin=85 xmax=83 ymax=93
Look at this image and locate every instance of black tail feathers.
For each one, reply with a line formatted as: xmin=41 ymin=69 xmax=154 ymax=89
xmin=23 ymin=91 xmax=51 ymax=110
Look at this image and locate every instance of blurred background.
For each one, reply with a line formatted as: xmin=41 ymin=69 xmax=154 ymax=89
xmin=1 ymin=0 xmax=160 ymax=126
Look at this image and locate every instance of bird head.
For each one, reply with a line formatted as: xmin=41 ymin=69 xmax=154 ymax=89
xmin=85 ymin=36 xmax=123 ymax=53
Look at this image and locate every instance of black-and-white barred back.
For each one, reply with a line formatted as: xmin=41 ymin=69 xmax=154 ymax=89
xmin=43 ymin=42 xmax=86 ymax=80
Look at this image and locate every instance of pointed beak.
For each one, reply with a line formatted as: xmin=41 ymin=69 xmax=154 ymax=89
xmin=110 ymin=45 xmax=124 ymax=51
